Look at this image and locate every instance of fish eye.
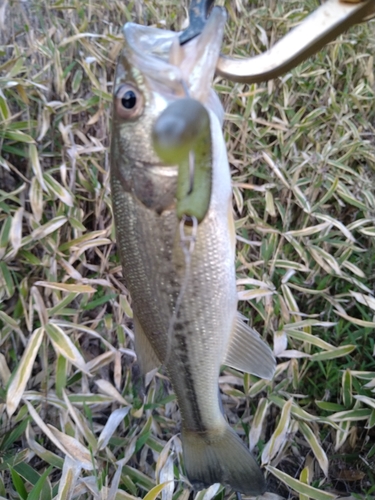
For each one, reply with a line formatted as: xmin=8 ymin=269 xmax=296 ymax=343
xmin=122 ymin=90 xmax=136 ymax=109
xmin=115 ymin=84 xmax=143 ymax=119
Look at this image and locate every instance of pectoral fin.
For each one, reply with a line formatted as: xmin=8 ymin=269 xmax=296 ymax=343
xmin=224 ymin=313 xmax=276 ymax=380
xmin=133 ymin=315 xmax=161 ymax=374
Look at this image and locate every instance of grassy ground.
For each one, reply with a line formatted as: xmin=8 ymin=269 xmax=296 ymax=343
xmin=1 ymin=1 xmax=375 ymax=499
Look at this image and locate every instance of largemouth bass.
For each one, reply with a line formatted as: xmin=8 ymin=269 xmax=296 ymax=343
xmin=110 ymin=7 xmax=276 ymax=495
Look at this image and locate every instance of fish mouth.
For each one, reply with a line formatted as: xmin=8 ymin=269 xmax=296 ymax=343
xmin=123 ymin=7 xmax=227 ymax=102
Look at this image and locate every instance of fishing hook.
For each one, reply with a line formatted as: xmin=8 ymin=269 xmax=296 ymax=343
xmin=180 ymin=0 xmax=375 ymax=83
xmin=216 ymin=0 xmax=375 ymax=83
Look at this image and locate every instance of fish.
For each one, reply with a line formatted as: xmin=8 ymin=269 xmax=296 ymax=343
xmin=110 ymin=7 xmax=276 ymax=496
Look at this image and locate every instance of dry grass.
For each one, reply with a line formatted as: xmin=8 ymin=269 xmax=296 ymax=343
xmin=0 ymin=1 xmax=375 ymax=499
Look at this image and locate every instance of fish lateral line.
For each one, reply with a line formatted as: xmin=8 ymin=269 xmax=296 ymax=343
xmin=163 ymin=215 xmax=198 ymax=369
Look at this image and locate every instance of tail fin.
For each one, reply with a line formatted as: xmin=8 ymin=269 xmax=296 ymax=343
xmin=182 ymin=424 xmax=266 ymax=496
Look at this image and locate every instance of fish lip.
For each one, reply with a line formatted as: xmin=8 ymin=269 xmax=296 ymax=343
xmin=180 ymin=6 xmax=227 ymax=101
xmin=121 ymin=7 xmax=227 ymax=101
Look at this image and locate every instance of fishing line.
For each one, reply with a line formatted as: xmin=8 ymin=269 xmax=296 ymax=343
xmin=180 ymin=80 xmax=195 ymax=196
xmin=188 ymin=150 xmax=195 ymax=195
xmin=180 ymin=80 xmax=197 ymax=198
xmin=164 ymin=75 xmax=198 ymax=365
xmin=165 ymin=70 xmax=198 ymax=364
xmin=164 ymin=214 xmax=198 ymax=366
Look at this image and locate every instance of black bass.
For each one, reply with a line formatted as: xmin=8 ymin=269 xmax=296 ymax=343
xmin=110 ymin=7 xmax=275 ymax=495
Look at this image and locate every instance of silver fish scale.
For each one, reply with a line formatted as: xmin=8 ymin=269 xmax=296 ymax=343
xmin=111 ymin=172 xmax=236 ymax=433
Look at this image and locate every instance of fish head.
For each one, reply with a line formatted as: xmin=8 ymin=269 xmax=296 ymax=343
xmin=111 ymin=7 xmax=227 ymax=171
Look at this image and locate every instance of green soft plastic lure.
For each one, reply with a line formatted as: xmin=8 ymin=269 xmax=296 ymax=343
xmin=152 ymin=98 xmax=211 ymax=223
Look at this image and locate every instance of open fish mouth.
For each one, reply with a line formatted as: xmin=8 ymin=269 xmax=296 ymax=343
xmin=122 ymin=7 xmax=226 ymax=103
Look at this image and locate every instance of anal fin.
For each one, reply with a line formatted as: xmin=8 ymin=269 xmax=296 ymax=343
xmin=224 ymin=313 xmax=276 ymax=380
xmin=133 ymin=315 xmax=161 ymax=374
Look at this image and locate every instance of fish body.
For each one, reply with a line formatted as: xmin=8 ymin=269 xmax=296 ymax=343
xmin=110 ymin=8 xmax=275 ymax=495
